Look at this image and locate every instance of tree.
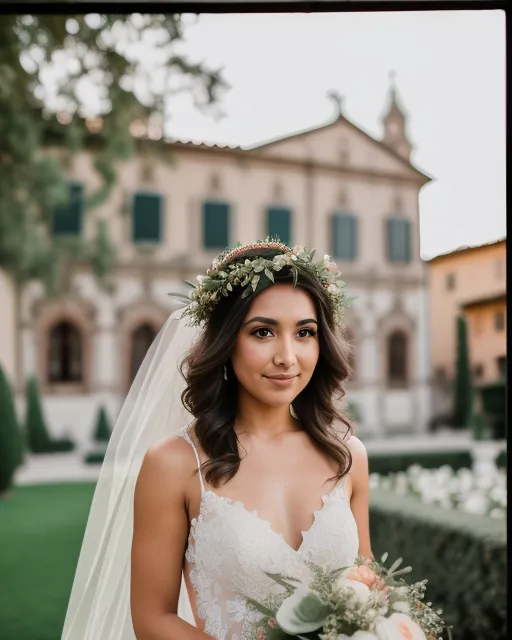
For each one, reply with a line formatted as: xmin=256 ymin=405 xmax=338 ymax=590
xmin=0 ymin=364 xmax=24 ymax=495
xmin=0 ymin=14 xmax=226 ymax=388
xmin=453 ymin=315 xmax=472 ymax=428
xmin=93 ymin=405 xmax=112 ymax=443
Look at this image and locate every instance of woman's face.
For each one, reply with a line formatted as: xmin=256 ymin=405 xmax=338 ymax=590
xmin=231 ymin=284 xmax=320 ymax=408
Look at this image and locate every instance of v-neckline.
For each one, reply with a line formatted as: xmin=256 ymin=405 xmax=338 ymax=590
xmin=200 ymin=478 xmax=346 ymax=554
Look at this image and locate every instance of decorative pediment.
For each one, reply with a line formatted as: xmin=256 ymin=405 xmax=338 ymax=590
xmin=249 ymin=117 xmax=430 ymax=184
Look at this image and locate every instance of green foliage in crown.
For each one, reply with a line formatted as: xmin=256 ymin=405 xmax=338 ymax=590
xmin=181 ymin=238 xmax=352 ymax=326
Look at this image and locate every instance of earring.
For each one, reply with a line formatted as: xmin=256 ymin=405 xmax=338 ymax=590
xmin=223 ymin=365 xmax=228 ymax=381
xmin=290 ymin=404 xmax=298 ymax=419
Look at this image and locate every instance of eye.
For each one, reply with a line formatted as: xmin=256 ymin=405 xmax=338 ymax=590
xmin=297 ymin=328 xmax=317 ymax=338
xmin=251 ymin=327 xmax=274 ymax=338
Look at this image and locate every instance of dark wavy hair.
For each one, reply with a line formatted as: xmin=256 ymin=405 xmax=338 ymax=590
xmin=180 ymin=247 xmax=354 ymax=488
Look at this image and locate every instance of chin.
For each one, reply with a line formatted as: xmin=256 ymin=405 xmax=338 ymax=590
xmin=260 ymin=390 xmax=300 ymax=409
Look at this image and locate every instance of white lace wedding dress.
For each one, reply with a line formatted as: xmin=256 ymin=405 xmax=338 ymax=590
xmin=177 ymin=428 xmax=360 ymax=640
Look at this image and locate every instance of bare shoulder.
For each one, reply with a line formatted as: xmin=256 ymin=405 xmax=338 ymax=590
xmin=136 ymin=434 xmax=198 ymax=499
xmin=344 ymin=434 xmax=369 ymax=490
xmin=344 ymin=434 xmax=368 ymax=462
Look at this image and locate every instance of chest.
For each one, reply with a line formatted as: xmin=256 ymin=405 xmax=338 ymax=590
xmin=188 ymin=454 xmax=351 ymax=552
xmin=185 ymin=484 xmax=360 ymax=602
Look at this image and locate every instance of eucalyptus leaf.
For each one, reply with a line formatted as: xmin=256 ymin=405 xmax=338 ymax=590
xmin=244 ymin=597 xmax=275 ymax=618
xmin=276 ymin=588 xmax=329 ymax=635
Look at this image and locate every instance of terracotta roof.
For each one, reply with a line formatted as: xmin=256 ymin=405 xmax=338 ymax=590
xmin=426 ymin=238 xmax=506 ymax=263
xmin=461 ymin=293 xmax=506 ymax=310
xmin=168 ymin=139 xmax=242 ymax=151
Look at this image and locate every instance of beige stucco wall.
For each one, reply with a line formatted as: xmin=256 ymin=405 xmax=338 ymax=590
xmin=0 ymin=269 xmax=17 ymax=386
xmin=428 ymin=240 xmax=506 ymax=380
xmin=22 ymin=114 xmax=433 ymax=440
xmin=465 ymin=298 xmax=506 ymax=383
xmin=59 ymin=116 xmax=427 ymax=277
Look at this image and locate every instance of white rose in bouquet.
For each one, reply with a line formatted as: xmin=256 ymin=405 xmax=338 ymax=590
xmin=335 ymin=577 xmax=372 ymax=605
xmin=375 ymin=613 xmax=427 ymax=640
xmin=336 ymin=631 xmax=379 ymax=640
xmin=391 ymin=600 xmax=411 ymax=614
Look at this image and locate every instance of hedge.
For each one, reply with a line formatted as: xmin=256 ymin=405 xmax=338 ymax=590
xmin=368 ymin=450 xmax=474 ymax=475
xmin=84 ymin=451 xmax=107 ymax=465
xmin=368 ymin=447 xmax=507 ymax=475
xmin=478 ymin=381 xmax=506 ymax=440
xmin=369 ymin=489 xmax=506 ymax=640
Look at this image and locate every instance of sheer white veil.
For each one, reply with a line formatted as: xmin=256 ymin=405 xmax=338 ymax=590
xmin=62 ymin=309 xmax=199 ymax=639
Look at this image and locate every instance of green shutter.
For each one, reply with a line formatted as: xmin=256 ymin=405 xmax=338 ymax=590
xmin=387 ymin=218 xmax=411 ymax=263
xmin=267 ymin=207 xmax=292 ymax=245
xmin=203 ymin=201 xmax=230 ymax=249
xmin=132 ymin=193 xmax=162 ymax=243
xmin=52 ymin=183 xmax=83 ymax=236
xmin=331 ymin=212 xmax=357 ymax=260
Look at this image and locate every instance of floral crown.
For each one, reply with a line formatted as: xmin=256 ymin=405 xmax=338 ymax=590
xmin=180 ymin=238 xmax=351 ymax=326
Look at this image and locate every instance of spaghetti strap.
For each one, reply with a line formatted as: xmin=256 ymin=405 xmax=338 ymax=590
xmin=177 ymin=426 xmax=206 ymax=495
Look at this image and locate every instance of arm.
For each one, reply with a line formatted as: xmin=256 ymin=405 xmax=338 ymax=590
xmin=346 ymin=435 xmax=374 ymax=560
xmin=131 ymin=436 xmax=213 ymax=640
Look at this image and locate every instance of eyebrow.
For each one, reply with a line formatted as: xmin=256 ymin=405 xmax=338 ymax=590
xmin=243 ymin=316 xmax=318 ymax=328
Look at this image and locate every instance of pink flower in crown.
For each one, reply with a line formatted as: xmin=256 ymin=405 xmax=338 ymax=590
xmin=327 ymin=262 xmax=338 ymax=272
xmin=256 ymin=629 xmax=267 ymax=640
xmin=268 ymin=618 xmax=277 ymax=628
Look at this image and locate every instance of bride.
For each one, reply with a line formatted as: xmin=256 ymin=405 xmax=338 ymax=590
xmin=62 ymin=240 xmax=373 ymax=640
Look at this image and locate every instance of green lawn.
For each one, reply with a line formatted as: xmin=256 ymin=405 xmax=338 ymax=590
xmin=0 ymin=483 xmax=96 ymax=640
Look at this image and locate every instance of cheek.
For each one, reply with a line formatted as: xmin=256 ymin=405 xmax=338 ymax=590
xmin=232 ymin=337 xmax=270 ymax=372
xmin=299 ymin=341 xmax=320 ymax=371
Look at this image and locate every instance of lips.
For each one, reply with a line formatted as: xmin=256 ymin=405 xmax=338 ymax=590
xmin=264 ymin=374 xmax=299 ymax=387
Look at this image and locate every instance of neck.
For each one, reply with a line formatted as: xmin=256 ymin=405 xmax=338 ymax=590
xmin=235 ymin=387 xmax=299 ymax=440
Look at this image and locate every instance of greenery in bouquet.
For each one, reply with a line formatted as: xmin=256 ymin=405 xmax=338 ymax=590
xmin=246 ymin=554 xmax=452 ymax=640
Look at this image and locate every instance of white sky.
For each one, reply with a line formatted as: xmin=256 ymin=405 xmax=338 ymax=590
xmin=165 ymin=10 xmax=506 ymax=260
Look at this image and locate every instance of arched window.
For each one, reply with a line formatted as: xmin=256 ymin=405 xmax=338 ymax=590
xmin=387 ymin=330 xmax=408 ymax=386
xmin=130 ymin=324 xmax=157 ymax=385
xmin=48 ymin=321 xmax=83 ymax=383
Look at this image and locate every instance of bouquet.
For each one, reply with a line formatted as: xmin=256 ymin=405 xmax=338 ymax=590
xmin=248 ymin=553 xmax=452 ymax=640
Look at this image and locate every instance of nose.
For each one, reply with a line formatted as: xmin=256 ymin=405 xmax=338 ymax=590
xmin=273 ymin=336 xmax=297 ymax=369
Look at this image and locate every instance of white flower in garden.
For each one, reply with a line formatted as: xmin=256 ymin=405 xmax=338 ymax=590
xmin=375 ymin=613 xmax=427 ymax=640
xmin=335 ymin=578 xmax=372 ymax=605
xmin=369 ymin=474 xmax=381 ymax=489
xmin=462 ymin=493 xmax=488 ymax=515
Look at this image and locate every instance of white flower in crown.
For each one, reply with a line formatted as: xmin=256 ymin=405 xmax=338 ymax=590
xmin=178 ymin=238 xmax=351 ymax=326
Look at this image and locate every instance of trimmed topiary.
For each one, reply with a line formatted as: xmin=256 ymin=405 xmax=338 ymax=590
xmin=0 ymin=365 xmax=24 ymax=495
xmin=25 ymin=377 xmax=75 ymax=453
xmin=93 ymin=406 xmax=111 ymax=443
xmin=453 ymin=315 xmax=472 ymax=428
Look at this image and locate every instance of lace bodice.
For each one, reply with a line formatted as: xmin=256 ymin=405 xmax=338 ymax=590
xmin=178 ymin=428 xmax=359 ymax=640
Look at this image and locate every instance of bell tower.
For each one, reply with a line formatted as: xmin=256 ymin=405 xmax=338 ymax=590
xmin=381 ymin=71 xmax=413 ymax=161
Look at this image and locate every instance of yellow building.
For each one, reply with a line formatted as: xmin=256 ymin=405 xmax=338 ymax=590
xmin=427 ymin=238 xmax=506 ymax=419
